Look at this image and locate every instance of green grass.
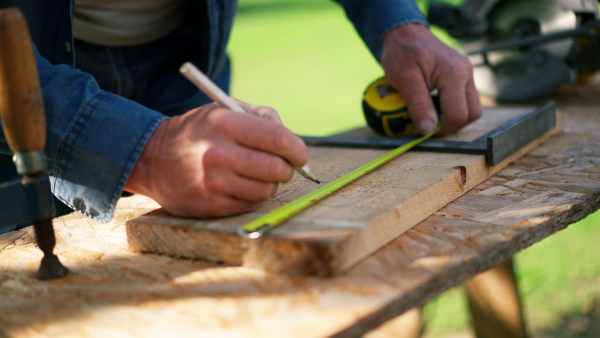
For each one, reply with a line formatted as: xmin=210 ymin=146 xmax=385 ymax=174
xmin=229 ymin=0 xmax=462 ymax=136
xmin=229 ymin=1 xmax=600 ymax=336
xmin=229 ymin=0 xmax=380 ymax=136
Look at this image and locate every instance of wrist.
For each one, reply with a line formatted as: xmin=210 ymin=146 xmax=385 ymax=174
xmin=382 ymin=23 xmax=429 ymax=48
xmin=124 ymin=119 xmax=168 ymax=196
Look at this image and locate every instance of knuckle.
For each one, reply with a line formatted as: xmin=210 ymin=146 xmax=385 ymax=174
xmin=396 ymin=70 xmax=421 ymax=85
xmin=267 ymin=157 xmax=295 ymax=182
xmin=445 ymin=57 xmax=472 ymax=81
xmin=280 ymin=165 xmax=295 ymax=182
xmin=258 ymin=106 xmax=277 ymax=118
xmin=446 ymin=108 xmax=468 ymax=123
xmin=443 ymin=115 xmax=468 ymax=134
xmin=272 ymin=128 xmax=292 ymax=153
xmin=266 ymin=157 xmax=286 ymax=179
xmin=409 ymin=100 xmax=433 ymax=116
xmin=264 ymin=106 xmax=277 ymax=115
xmin=446 ymin=61 xmax=468 ymax=78
xmin=204 ymin=176 xmax=227 ymax=194
xmin=203 ymin=146 xmax=228 ymax=167
xmin=209 ymin=109 xmax=234 ymax=132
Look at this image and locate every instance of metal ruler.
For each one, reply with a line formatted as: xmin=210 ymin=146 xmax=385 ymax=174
xmin=238 ymin=124 xmax=440 ymax=238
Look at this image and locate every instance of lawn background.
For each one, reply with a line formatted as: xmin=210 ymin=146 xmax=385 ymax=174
xmin=228 ymin=1 xmax=600 ymax=336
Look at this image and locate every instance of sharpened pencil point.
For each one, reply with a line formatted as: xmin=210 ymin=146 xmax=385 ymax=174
xmin=297 ymin=164 xmax=320 ymax=184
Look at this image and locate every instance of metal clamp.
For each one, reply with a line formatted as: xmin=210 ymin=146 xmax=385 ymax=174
xmin=13 ymin=150 xmax=46 ymax=175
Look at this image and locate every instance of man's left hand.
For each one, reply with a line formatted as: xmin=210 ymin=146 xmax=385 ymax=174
xmin=381 ymin=23 xmax=482 ymax=135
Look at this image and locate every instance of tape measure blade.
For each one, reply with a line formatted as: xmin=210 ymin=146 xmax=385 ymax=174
xmin=239 ymin=125 xmax=440 ymax=236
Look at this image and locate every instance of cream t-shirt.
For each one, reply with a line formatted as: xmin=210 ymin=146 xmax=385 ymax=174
xmin=73 ymin=0 xmax=186 ymax=46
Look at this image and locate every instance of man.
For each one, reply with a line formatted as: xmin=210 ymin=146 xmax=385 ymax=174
xmin=0 ymin=0 xmax=481 ymax=226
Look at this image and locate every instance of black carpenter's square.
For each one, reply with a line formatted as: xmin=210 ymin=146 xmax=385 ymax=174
xmin=301 ymin=101 xmax=556 ymax=166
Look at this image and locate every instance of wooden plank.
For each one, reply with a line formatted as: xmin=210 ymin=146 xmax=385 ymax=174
xmin=126 ymin=106 xmax=561 ymax=276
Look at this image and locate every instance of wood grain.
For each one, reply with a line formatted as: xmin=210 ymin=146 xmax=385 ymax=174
xmin=1 ymin=88 xmax=599 ymax=337
xmin=126 ymin=106 xmax=561 ymax=276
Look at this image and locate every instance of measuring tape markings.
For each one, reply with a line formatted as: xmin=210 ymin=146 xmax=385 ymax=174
xmin=238 ymin=125 xmax=440 ymax=238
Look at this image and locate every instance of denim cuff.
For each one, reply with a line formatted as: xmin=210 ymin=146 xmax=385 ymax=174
xmin=35 ymin=48 xmax=168 ymax=222
xmin=50 ymin=92 xmax=166 ymax=222
xmin=337 ymin=0 xmax=429 ymax=60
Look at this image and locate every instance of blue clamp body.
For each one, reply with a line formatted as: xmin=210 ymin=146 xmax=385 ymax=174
xmin=0 ymin=175 xmax=55 ymax=231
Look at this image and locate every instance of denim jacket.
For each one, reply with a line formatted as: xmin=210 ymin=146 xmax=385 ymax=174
xmin=0 ymin=0 xmax=427 ymax=223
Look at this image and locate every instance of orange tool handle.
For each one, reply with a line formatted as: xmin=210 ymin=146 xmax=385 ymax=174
xmin=0 ymin=8 xmax=46 ymax=154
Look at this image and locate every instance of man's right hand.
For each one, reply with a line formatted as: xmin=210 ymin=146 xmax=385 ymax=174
xmin=124 ymin=102 xmax=308 ymax=218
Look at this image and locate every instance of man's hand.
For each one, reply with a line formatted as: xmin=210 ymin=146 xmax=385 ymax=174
xmin=381 ymin=23 xmax=482 ymax=135
xmin=125 ymin=102 xmax=308 ymax=218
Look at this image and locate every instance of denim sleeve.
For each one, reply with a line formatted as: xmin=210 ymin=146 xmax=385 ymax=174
xmin=334 ymin=0 xmax=428 ymax=60
xmin=5 ymin=46 xmax=167 ymax=222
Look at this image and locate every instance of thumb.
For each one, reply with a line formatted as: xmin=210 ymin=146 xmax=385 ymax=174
xmin=233 ymin=98 xmax=283 ymax=125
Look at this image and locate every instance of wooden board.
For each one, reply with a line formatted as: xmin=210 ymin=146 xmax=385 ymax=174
xmin=126 ymin=106 xmax=561 ymax=276
xmin=2 ymin=90 xmax=600 ymax=337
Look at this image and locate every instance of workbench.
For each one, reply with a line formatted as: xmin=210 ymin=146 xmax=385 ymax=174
xmin=1 ymin=81 xmax=600 ymax=338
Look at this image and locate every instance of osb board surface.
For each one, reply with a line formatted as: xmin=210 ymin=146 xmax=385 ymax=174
xmin=127 ymin=106 xmax=554 ymax=276
xmin=2 ymin=88 xmax=600 ymax=337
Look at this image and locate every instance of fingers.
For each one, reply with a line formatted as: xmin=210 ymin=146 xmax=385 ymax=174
xmin=126 ymin=102 xmax=309 ymax=220
xmin=437 ymin=77 xmax=469 ymax=136
xmin=210 ymin=99 xmax=306 ymax=167
xmin=162 ymin=148 xmax=283 ymax=218
xmin=465 ymin=79 xmax=483 ymax=124
xmin=389 ymin=57 xmax=476 ymax=136
xmin=231 ymin=147 xmax=296 ymax=183
xmin=381 ymin=24 xmax=482 ymax=136
xmin=199 ymin=163 xmax=280 ymax=203
xmin=234 ymin=98 xmax=283 ymax=124
xmin=435 ymin=58 xmax=482 ymax=135
xmin=391 ymin=72 xmax=438 ymax=135
xmin=202 ymin=139 xmax=295 ymax=183
xmin=210 ymin=110 xmax=308 ymax=168
xmin=203 ymin=172 xmax=279 ymax=203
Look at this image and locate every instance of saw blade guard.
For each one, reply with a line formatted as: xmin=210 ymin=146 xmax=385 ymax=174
xmin=473 ymin=0 xmax=578 ymax=102
xmin=429 ymin=0 xmax=600 ymax=102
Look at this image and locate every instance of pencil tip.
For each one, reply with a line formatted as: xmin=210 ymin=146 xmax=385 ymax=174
xmin=315 ymin=179 xmax=321 ymax=184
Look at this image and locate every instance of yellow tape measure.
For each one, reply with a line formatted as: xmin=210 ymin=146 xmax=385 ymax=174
xmin=362 ymin=77 xmax=415 ymax=137
xmin=362 ymin=77 xmax=441 ymax=137
xmin=237 ymin=124 xmax=440 ymax=238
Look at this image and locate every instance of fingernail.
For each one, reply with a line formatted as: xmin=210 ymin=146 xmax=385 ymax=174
xmin=418 ymin=119 xmax=436 ymax=134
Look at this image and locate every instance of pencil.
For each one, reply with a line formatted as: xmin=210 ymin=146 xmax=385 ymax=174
xmin=179 ymin=62 xmax=320 ymax=184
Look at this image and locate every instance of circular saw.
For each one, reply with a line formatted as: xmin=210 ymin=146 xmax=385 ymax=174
xmin=428 ymin=0 xmax=600 ymax=102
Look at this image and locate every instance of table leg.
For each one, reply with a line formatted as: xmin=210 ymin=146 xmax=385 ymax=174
xmin=465 ymin=258 xmax=527 ymax=338
xmin=367 ymin=258 xmax=526 ymax=338
xmin=364 ymin=307 xmax=422 ymax=338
